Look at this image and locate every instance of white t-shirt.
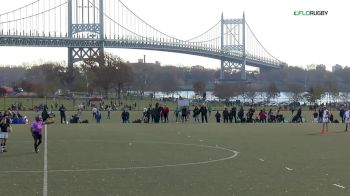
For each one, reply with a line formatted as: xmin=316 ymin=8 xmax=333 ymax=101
xmin=322 ymin=109 xmax=330 ymax=123
xmin=344 ymin=110 xmax=350 ymax=123
xmin=92 ymin=107 xmax=97 ymax=114
xmin=344 ymin=110 xmax=350 ymax=119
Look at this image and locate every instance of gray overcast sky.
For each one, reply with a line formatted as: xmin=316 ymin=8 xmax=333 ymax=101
xmin=0 ymin=0 xmax=349 ymax=69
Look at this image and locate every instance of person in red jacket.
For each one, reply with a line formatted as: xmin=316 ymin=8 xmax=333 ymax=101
xmin=162 ymin=104 xmax=170 ymax=123
xmin=259 ymin=110 xmax=266 ymax=123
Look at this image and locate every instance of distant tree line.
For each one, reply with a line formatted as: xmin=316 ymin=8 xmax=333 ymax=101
xmin=0 ymin=55 xmax=349 ymax=103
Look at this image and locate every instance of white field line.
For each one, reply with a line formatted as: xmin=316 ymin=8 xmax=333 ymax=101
xmin=285 ymin=167 xmax=293 ymax=171
xmin=43 ymin=125 xmax=48 ymax=196
xmin=0 ymin=141 xmax=239 ymax=174
xmin=333 ymin=184 xmax=346 ymax=189
xmin=49 ymin=143 xmax=239 ymax=173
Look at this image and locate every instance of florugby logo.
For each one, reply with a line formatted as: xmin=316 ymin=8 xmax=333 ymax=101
xmin=294 ymin=11 xmax=328 ymax=16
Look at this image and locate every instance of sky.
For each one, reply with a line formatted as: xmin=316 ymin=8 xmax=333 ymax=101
xmin=0 ymin=0 xmax=349 ymax=70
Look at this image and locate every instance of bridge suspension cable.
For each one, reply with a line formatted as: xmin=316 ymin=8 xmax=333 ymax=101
xmin=0 ymin=0 xmax=285 ymax=69
xmin=101 ymin=0 xmax=184 ymax=43
xmin=185 ymin=20 xmax=221 ymax=41
xmin=183 ymin=20 xmax=223 ymax=50
xmin=245 ymin=20 xmax=283 ymax=64
xmin=0 ymin=2 xmax=67 ymax=25
xmin=88 ymin=0 xmax=228 ymax=51
xmin=0 ymin=0 xmax=40 ymax=17
xmin=0 ymin=0 xmax=68 ymax=37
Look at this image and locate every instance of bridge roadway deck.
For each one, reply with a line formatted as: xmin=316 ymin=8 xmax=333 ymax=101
xmin=0 ymin=35 xmax=282 ymax=69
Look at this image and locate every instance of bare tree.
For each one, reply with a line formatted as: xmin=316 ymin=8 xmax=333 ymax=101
xmin=0 ymin=66 xmax=26 ymax=86
xmin=23 ymin=62 xmax=85 ymax=95
xmin=326 ymin=80 xmax=339 ymax=103
xmin=130 ymin=65 xmax=153 ymax=99
xmin=236 ymin=84 xmax=248 ymax=103
xmin=286 ymin=83 xmax=304 ymax=102
xmin=158 ymin=72 xmax=180 ymax=97
xmin=340 ymin=92 xmax=350 ymax=104
xmin=213 ymin=83 xmax=239 ymax=100
xmin=266 ymin=82 xmax=280 ymax=102
xmin=245 ymin=84 xmax=258 ymax=104
xmin=304 ymin=85 xmax=324 ymax=104
xmin=82 ymin=53 xmax=132 ymax=98
xmin=193 ymin=81 xmax=206 ymax=99
xmin=114 ymin=62 xmax=133 ymax=99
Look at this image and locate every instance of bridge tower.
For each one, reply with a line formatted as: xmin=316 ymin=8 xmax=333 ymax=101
xmin=220 ymin=12 xmax=246 ymax=80
xmin=68 ymin=0 xmax=104 ymax=67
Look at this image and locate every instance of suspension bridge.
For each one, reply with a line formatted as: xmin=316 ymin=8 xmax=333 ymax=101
xmin=0 ymin=0 xmax=286 ymax=80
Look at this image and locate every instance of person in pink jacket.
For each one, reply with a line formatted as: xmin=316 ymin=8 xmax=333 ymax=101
xmin=31 ymin=116 xmax=45 ymax=153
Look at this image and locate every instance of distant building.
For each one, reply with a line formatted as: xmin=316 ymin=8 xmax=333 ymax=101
xmin=316 ymin=64 xmax=326 ymax=71
xmin=190 ymin=65 xmax=206 ymax=70
xmin=127 ymin=59 xmax=161 ymax=67
xmin=332 ymin=64 xmax=342 ymax=72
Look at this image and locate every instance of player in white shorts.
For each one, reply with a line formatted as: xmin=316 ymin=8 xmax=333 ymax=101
xmin=344 ymin=108 xmax=350 ymax=132
xmin=321 ymin=107 xmax=330 ymax=134
xmin=0 ymin=115 xmax=12 ymax=152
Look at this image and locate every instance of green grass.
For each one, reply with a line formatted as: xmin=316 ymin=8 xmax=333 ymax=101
xmin=1 ymin=114 xmax=350 ymax=196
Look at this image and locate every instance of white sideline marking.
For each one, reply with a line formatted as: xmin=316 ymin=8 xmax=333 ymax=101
xmin=43 ymin=125 xmax=48 ymax=196
xmin=333 ymin=184 xmax=346 ymax=189
xmin=285 ymin=167 xmax=293 ymax=171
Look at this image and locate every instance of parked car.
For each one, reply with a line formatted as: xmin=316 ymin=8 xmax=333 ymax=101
xmin=14 ymin=87 xmax=24 ymax=93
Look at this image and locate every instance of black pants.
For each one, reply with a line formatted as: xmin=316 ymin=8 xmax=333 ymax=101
xmin=163 ymin=114 xmax=168 ymax=123
xmin=224 ymin=117 xmax=229 ymax=123
xmin=60 ymin=115 xmax=66 ymax=123
xmin=32 ymin=132 xmax=42 ymax=150
xmin=182 ymin=115 xmax=187 ymax=122
xmin=201 ymin=114 xmax=208 ymax=123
